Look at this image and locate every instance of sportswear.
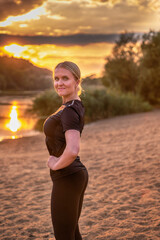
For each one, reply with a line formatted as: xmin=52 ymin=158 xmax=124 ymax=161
xmin=43 ymin=99 xmax=86 ymax=180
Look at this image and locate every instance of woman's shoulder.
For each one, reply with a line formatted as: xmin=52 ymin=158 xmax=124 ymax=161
xmin=63 ymin=99 xmax=83 ymax=110
xmin=63 ymin=99 xmax=83 ymax=107
xmin=61 ymin=100 xmax=84 ymax=118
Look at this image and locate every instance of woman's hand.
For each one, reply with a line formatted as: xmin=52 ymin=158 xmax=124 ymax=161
xmin=47 ymin=155 xmax=60 ymax=170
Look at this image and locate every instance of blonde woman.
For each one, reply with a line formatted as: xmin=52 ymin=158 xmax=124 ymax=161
xmin=43 ymin=61 xmax=88 ymax=240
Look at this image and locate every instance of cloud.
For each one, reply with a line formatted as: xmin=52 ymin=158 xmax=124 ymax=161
xmin=43 ymin=0 xmax=159 ymax=34
xmin=0 ymin=6 xmax=47 ymax=27
xmin=0 ymin=0 xmax=159 ymax=36
xmin=91 ymin=0 xmax=121 ymax=6
xmin=0 ymin=33 xmax=120 ymax=46
xmin=0 ymin=0 xmax=46 ymax=21
xmin=90 ymin=0 xmax=160 ymax=11
xmin=91 ymin=0 xmax=160 ymax=9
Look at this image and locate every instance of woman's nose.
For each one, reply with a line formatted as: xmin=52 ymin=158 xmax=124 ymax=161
xmin=58 ymin=79 xmax=63 ymax=85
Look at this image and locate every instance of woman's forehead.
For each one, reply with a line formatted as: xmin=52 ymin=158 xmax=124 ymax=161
xmin=54 ymin=67 xmax=72 ymax=76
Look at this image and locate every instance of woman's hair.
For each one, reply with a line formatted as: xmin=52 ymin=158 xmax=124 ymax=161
xmin=54 ymin=61 xmax=83 ymax=96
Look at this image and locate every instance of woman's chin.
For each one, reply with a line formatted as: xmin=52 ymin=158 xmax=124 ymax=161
xmin=56 ymin=90 xmax=72 ymax=98
xmin=56 ymin=90 xmax=64 ymax=96
xmin=58 ymin=92 xmax=67 ymax=97
xmin=57 ymin=93 xmax=63 ymax=96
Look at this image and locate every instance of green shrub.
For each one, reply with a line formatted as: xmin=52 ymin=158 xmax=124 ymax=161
xmin=81 ymin=88 xmax=151 ymax=122
xmin=26 ymin=88 xmax=152 ymax=131
xmin=25 ymin=89 xmax=61 ymax=117
xmin=81 ymin=89 xmax=109 ymax=122
xmin=105 ymin=91 xmax=151 ymax=117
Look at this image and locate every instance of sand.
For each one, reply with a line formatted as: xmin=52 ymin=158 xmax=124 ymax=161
xmin=0 ymin=110 xmax=160 ymax=240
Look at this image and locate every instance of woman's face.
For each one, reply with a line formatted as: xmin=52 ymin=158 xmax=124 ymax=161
xmin=54 ymin=67 xmax=79 ymax=98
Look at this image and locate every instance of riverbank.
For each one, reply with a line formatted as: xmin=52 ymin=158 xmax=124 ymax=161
xmin=0 ymin=90 xmax=45 ymax=96
xmin=0 ymin=109 xmax=160 ymax=239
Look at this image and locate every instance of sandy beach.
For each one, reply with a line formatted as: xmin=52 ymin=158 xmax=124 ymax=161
xmin=0 ymin=109 xmax=160 ymax=240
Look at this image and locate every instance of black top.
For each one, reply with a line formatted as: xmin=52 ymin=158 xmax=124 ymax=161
xmin=43 ymin=99 xmax=86 ymax=180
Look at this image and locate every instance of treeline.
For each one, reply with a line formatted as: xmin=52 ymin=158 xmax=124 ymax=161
xmin=102 ymin=30 xmax=160 ymax=105
xmin=0 ymin=56 xmax=53 ymax=91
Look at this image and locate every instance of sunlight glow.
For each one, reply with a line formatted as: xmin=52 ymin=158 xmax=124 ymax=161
xmin=19 ymin=24 xmax=28 ymax=28
xmin=4 ymin=44 xmax=27 ymax=57
xmin=15 ymin=0 xmax=21 ymax=4
xmin=0 ymin=6 xmax=46 ymax=27
xmin=1 ymin=42 xmax=113 ymax=77
xmin=6 ymin=105 xmax=21 ymax=133
xmin=48 ymin=15 xmax=66 ymax=20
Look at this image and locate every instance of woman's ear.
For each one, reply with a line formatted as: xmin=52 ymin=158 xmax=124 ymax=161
xmin=76 ymin=79 xmax=80 ymax=86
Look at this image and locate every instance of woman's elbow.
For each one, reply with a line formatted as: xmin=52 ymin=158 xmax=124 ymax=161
xmin=67 ymin=146 xmax=79 ymax=158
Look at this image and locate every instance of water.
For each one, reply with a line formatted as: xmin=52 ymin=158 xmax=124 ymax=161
xmin=0 ymin=94 xmax=41 ymax=142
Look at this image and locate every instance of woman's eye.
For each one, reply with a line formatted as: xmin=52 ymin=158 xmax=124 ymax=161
xmin=54 ymin=77 xmax=59 ymax=81
xmin=63 ymin=76 xmax=68 ymax=80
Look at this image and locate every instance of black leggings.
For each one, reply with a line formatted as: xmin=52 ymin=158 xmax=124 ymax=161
xmin=51 ymin=169 xmax=88 ymax=240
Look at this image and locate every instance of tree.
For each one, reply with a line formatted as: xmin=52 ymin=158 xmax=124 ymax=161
xmin=138 ymin=31 xmax=160 ymax=104
xmin=102 ymin=32 xmax=140 ymax=93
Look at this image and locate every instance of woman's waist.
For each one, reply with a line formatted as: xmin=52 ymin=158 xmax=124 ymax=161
xmin=50 ymin=156 xmax=87 ymax=180
xmin=54 ymin=156 xmax=85 ymax=170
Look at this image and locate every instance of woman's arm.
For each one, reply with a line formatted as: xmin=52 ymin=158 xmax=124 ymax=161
xmin=47 ymin=129 xmax=80 ymax=170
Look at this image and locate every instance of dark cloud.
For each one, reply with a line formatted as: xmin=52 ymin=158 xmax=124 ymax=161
xmin=0 ymin=0 xmax=158 ymax=36
xmin=0 ymin=33 xmax=121 ymax=46
xmin=0 ymin=0 xmax=46 ymax=21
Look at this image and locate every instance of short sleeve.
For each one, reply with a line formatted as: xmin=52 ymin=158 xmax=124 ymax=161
xmin=61 ymin=107 xmax=80 ymax=133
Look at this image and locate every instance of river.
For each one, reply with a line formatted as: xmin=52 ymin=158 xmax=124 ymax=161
xmin=0 ymin=93 xmax=42 ymax=142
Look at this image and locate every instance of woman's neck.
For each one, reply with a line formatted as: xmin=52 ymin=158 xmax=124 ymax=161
xmin=62 ymin=95 xmax=80 ymax=104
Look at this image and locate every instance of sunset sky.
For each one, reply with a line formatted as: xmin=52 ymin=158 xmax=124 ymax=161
xmin=0 ymin=0 xmax=159 ymax=77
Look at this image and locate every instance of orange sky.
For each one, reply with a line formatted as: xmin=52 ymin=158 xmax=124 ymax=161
xmin=0 ymin=0 xmax=159 ymax=77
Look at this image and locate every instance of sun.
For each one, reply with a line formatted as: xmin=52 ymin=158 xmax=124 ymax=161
xmin=4 ymin=44 xmax=27 ymax=57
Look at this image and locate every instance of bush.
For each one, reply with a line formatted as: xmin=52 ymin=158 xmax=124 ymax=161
xmin=105 ymin=91 xmax=151 ymax=117
xmin=81 ymin=89 xmax=109 ymax=122
xmin=25 ymin=89 xmax=61 ymax=117
xmin=26 ymin=88 xmax=152 ymax=131
xmin=81 ymin=88 xmax=151 ymax=122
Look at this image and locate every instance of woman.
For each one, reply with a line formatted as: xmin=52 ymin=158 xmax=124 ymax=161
xmin=43 ymin=61 xmax=88 ymax=240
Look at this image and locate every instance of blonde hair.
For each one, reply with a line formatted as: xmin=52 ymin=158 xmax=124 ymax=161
xmin=55 ymin=61 xmax=83 ymax=96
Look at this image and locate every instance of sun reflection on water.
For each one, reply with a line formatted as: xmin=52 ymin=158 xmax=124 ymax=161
xmin=5 ymin=102 xmax=22 ymax=139
xmin=0 ymin=99 xmax=39 ymax=142
xmin=7 ymin=105 xmax=21 ymax=132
